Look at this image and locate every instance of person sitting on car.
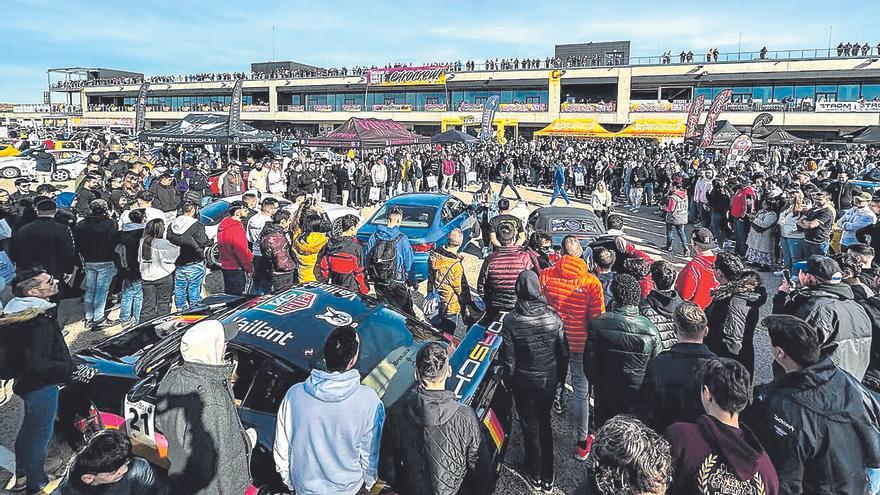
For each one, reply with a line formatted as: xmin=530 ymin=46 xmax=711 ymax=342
xmin=55 ymin=429 xmax=169 ymax=495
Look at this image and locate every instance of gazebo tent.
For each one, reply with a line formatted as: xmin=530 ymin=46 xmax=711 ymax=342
xmin=706 ymin=120 xmax=745 ymax=147
xmin=431 ymin=128 xmax=477 ymax=144
xmin=301 ymin=117 xmax=430 ymax=149
xmin=615 ymin=118 xmax=686 ymax=139
xmin=138 ymin=113 xmax=278 ymax=145
xmin=534 ymin=118 xmax=617 ymax=138
xmin=852 ymin=126 xmax=880 ymax=144
xmin=762 ymin=128 xmax=808 ymax=145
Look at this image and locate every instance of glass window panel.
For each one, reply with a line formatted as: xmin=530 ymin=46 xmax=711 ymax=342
xmin=501 ymin=90 xmax=513 ymax=103
xmin=773 ymin=86 xmax=794 ymax=101
xmin=751 ymin=86 xmax=772 ymax=101
xmin=816 ymin=84 xmax=837 ymax=94
xmin=694 ymin=88 xmax=712 ymax=99
xmin=862 ymin=84 xmax=880 ymax=101
xmin=795 ymin=85 xmax=815 ymax=100
xmin=837 ymin=84 xmax=860 ymax=101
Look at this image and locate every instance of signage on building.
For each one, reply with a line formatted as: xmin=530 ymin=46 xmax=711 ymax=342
xmin=366 ymin=65 xmax=448 ymax=86
xmin=70 ymin=117 xmax=134 ymax=128
xmin=815 ymin=101 xmax=880 ymax=113
xmin=373 ymin=104 xmax=413 ymax=112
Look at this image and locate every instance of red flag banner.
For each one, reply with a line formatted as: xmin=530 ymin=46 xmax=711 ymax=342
xmin=685 ymin=95 xmax=705 ymax=139
xmin=699 ymin=89 xmax=732 ymax=148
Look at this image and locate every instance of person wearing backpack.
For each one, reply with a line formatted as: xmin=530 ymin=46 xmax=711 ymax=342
xmin=318 ymin=214 xmax=368 ymax=295
xmin=365 ymin=206 xmax=414 ymax=314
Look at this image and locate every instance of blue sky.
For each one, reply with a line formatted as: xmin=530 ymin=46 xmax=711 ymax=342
xmin=2 ymin=0 xmax=874 ymax=103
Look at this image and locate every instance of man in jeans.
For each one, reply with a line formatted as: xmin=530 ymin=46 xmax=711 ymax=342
xmin=1 ymin=269 xmax=73 ymax=493
xmin=167 ymin=201 xmax=211 ymax=310
xmin=798 ymin=190 xmax=834 ymax=256
xmin=217 ymin=201 xmax=253 ymax=295
xmin=73 ymin=199 xmax=119 ymax=330
xmin=246 ymin=197 xmax=279 ymax=295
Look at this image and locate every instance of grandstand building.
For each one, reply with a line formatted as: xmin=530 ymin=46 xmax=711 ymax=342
xmin=3 ymin=46 xmax=880 ymax=139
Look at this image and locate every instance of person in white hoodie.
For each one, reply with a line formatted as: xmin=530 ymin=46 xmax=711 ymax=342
xmin=138 ymin=219 xmax=180 ymax=323
xmin=274 ymin=325 xmax=385 ymax=495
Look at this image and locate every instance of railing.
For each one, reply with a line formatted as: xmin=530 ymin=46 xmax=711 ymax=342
xmin=13 ymin=104 xmax=82 ymax=115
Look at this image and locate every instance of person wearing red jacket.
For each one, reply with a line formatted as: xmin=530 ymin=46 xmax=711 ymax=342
xmin=730 ymin=181 xmax=758 ymax=256
xmin=217 ymin=200 xmax=253 ymax=295
xmin=540 ymin=236 xmax=606 ymax=461
xmin=676 ymin=228 xmax=719 ymax=309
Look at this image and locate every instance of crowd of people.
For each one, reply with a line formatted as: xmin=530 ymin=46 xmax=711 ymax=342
xmin=837 ymin=42 xmax=880 ymax=57
xmin=0 ymin=131 xmax=879 ymax=494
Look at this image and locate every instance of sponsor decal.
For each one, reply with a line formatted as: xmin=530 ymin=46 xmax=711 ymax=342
xmin=367 ymin=65 xmax=448 ymax=86
xmin=307 ymin=282 xmax=359 ymax=301
xmin=483 ymin=408 xmax=505 ymax=450
xmin=232 ymin=316 xmax=295 ymax=346
xmin=256 ymin=288 xmax=317 ymax=315
xmin=772 ymin=414 xmax=795 ymax=436
xmin=71 ymin=362 xmax=100 ymax=383
xmin=303 ymin=348 xmax=315 ymax=358
xmin=315 ymin=307 xmax=356 ymax=327
xmin=451 ymin=313 xmax=505 ymax=399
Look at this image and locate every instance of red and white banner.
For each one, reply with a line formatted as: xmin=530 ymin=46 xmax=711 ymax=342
xmin=685 ymin=95 xmax=705 ymax=139
xmin=699 ymin=89 xmax=732 ymax=148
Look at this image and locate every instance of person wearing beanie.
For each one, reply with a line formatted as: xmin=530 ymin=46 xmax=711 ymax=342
xmin=74 ymin=199 xmax=120 ymax=329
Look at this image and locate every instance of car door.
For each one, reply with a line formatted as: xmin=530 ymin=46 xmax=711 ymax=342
xmin=440 ymin=197 xmax=473 ymax=245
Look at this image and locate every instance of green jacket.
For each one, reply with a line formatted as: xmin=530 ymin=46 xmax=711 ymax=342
xmin=584 ymin=305 xmax=660 ymax=425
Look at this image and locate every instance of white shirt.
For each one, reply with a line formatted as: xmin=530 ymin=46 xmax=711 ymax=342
xmin=247 ymin=212 xmax=272 ymax=256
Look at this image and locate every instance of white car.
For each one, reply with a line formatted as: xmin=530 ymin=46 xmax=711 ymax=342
xmin=199 ymin=192 xmax=360 ymax=267
xmin=0 ymin=148 xmax=88 ymax=182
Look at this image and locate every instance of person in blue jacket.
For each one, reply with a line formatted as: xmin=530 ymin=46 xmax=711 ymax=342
xmin=549 ymin=160 xmax=572 ymax=206
xmin=364 ymin=206 xmax=415 ymax=313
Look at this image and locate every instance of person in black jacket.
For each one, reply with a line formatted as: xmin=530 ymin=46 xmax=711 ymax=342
xmin=1 ymin=269 xmax=73 ymax=494
xmin=745 ymin=314 xmax=880 ymax=495
xmin=166 ymin=201 xmax=210 ymax=310
xmin=500 ymin=270 xmax=568 ymax=493
xmin=74 ymin=199 xmax=120 ymax=329
xmin=318 ymin=215 xmax=369 ymax=295
xmin=639 ymin=301 xmax=717 ymax=433
xmin=10 ymin=199 xmax=76 ymax=288
xmin=149 ymin=173 xmax=180 ymax=214
xmin=705 ymin=252 xmax=767 ymax=377
xmin=639 ymin=260 xmax=683 ymax=351
xmin=74 ymin=175 xmax=102 ymax=218
xmin=380 ymin=342 xmax=492 ymax=495
xmin=116 ymin=209 xmax=145 ymax=328
xmin=56 ymin=429 xmax=168 ymax=495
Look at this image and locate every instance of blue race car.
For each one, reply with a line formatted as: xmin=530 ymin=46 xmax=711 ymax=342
xmin=57 ymin=283 xmax=512 ymax=494
xmin=356 ymin=193 xmax=480 ymax=282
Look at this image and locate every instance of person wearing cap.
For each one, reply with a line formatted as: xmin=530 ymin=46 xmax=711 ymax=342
xmin=10 ymin=178 xmax=35 ymax=204
xmin=74 ymin=199 xmax=120 ymax=330
xmin=744 ymin=315 xmax=880 ymax=495
xmin=797 ymin=190 xmax=834 ymax=257
xmin=837 ymin=191 xmax=876 ymax=249
xmin=773 ymin=254 xmax=872 ymax=379
xmin=0 ymin=268 xmax=72 ymax=493
xmin=675 ymin=228 xmax=719 ymax=309
xmin=10 ymin=199 xmax=76 ymax=288
xmin=156 ymin=319 xmax=255 ymax=495
xmin=149 ymin=173 xmax=180 ymax=216
xmin=217 ymin=200 xmax=253 ymax=295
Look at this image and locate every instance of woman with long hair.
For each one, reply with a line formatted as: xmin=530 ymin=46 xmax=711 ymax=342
xmin=591 ymin=180 xmax=613 ymax=228
xmin=139 ymin=219 xmax=180 ymax=322
xmin=778 ymin=189 xmax=807 ymax=274
xmin=292 ymin=209 xmax=329 ymax=284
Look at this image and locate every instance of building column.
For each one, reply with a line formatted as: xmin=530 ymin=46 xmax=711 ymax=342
xmin=547 ymin=70 xmax=562 ymax=121
xmin=616 ymin=68 xmax=631 ymax=124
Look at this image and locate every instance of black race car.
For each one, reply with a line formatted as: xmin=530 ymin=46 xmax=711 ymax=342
xmin=58 ymin=283 xmax=513 ymax=493
xmin=526 ymin=206 xmax=606 ymax=249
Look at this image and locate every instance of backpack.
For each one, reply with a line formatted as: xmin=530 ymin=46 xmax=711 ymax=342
xmin=367 ymin=234 xmax=404 ymax=286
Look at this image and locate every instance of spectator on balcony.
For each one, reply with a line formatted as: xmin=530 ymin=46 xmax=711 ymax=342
xmin=852 ymin=43 xmax=861 ymax=56
xmin=759 ymin=47 xmax=768 ymax=59
xmin=837 ymin=43 xmax=845 ymax=56
xmin=713 ymin=48 xmax=719 ymax=62
xmin=686 ymin=51 xmax=694 ymax=62
xmin=862 ymin=44 xmax=871 ymax=56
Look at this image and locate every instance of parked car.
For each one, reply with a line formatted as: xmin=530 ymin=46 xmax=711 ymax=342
xmin=199 ymin=193 xmax=360 ymax=268
xmin=0 ymin=148 xmax=88 ymax=181
xmin=356 ymin=193 xmax=480 ymax=282
xmin=526 ymin=206 xmax=606 ymax=249
xmin=57 ymin=283 xmax=512 ymax=494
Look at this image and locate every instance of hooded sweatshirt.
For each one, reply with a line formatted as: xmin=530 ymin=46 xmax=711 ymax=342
xmin=365 ymin=225 xmax=414 ymax=284
xmin=293 ymin=230 xmax=329 ymax=284
xmin=166 ymin=214 xmax=210 ymax=265
xmin=0 ymin=296 xmax=71 ymax=395
xmin=676 ymin=252 xmax=718 ymax=309
xmin=217 ymin=216 xmax=253 ymax=273
xmin=665 ymin=415 xmax=779 ymax=495
xmin=138 ymin=237 xmax=180 ymax=282
xmin=274 ymin=368 xmax=385 ymax=495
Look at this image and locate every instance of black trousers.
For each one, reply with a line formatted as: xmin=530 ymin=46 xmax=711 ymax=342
xmin=499 ymin=178 xmax=522 ymax=200
xmin=141 ymin=274 xmax=173 ymax=323
xmin=512 ymin=384 xmax=555 ymax=482
xmin=222 ymin=269 xmax=247 ymax=295
xmin=376 ymin=282 xmax=414 ymax=315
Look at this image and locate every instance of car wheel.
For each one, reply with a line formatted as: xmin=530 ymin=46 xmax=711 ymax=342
xmin=51 ymin=169 xmax=71 ymax=182
xmin=0 ymin=167 xmax=20 ymax=179
xmin=206 ymin=243 xmax=221 ymax=269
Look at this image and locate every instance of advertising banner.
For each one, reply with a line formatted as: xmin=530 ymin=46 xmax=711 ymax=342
xmin=134 ymin=82 xmax=149 ymax=133
xmin=424 ymin=103 xmax=448 ymax=112
xmin=685 ymin=95 xmax=705 ymax=139
xmin=458 ymin=103 xmax=484 ymax=112
xmin=372 ymin=104 xmax=413 ymax=112
xmin=228 ymin=78 xmax=243 ymax=133
xmin=71 ymin=117 xmax=134 ymax=128
xmin=341 ymin=104 xmax=362 ymax=112
xmin=366 ymin=65 xmax=448 ymax=86
xmin=479 ymin=95 xmax=500 ymax=140
xmin=815 ymin=101 xmax=880 ymax=113
xmin=726 ymin=134 xmax=753 ymax=168
xmin=630 ymin=101 xmax=689 ymax=112
xmin=242 ymin=104 xmax=269 ymax=112
xmin=498 ymin=103 xmax=547 ymax=112
xmin=312 ymin=104 xmax=333 ymax=112
xmin=561 ymin=102 xmax=616 ymax=113
xmin=751 ymin=112 xmax=773 ymax=135
xmin=699 ymin=89 xmax=732 ymax=148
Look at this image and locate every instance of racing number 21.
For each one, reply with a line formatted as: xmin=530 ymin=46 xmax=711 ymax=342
xmin=128 ymin=405 xmax=152 ymax=436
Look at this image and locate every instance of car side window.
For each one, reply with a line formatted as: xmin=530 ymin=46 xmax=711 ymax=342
xmin=440 ymin=202 xmax=455 ymax=224
xmin=241 ymin=360 xmax=305 ymax=414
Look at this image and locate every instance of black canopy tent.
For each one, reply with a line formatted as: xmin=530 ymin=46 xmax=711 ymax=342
xmin=851 ymin=126 xmax=880 ymax=144
xmin=431 ymin=128 xmax=477 ymax=144
xmin=706 ymin=120 xmax=745 ymax=148
xmin=762 ymin=128 xmax=808 ymax=145
xmin=138 ymin=113 xmax=278 ymax=145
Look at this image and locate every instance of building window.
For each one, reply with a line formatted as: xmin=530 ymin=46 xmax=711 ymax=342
xmin=772 ymin=86 xmax=794 ymax=102
xmin=794 ymin=85 xmax=815 ymax=102
xmin=837 ymin=84 xmax=860 ymax=101
xmin=862 ymin=84 xmax=880 ymax=101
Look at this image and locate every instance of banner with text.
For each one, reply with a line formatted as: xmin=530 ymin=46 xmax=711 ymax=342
xmin=134 ymin=82 xmax=149 ymax=133
xmin=498 ymin=102 xmax=547 ymax=112
xmin=631 ymin=101 xmax=689 ymax=112
xmin=699 ymin=89 xmax=732 ymax=148
xmin=751 ymin=112 xmax=773 ymax=135
xmin=373 ymin=104 xmax=413 ymax=112
xmin=228 ymin=79 xmax=243 ymax=133
xmin=815 ymin=101 xmax=880 ymax=113
xmin=367 ymin=65 xmax=448 ymax=86
xmin=561 ymin=102 xmax=616 ymax=113
xmin=685 ymin=95 xmax=705 ymax=139
xmin=726 ymin=134 xmax=753 ymax=168
xmin=479 ymin=95 xmax=500 ymax=140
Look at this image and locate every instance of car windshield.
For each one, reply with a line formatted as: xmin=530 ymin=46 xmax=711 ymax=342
xmin=200 ymin=200 xmax=230 ymax=226
xmin=371 ymin=205 xmax=436 ymax=228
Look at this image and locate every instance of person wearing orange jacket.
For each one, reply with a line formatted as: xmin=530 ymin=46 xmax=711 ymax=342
xmin=675 ymin=228 xmax=719 ymax=309
xmin=540 ymin=235 xmax=605 ymax=462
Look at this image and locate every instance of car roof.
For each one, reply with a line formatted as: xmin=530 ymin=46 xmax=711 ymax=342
xmin=220 ymin=282 xmax=437 ymax=373
xmin=531 ymin=206 xmax=600 ymax=219
xmin=383 ymin=193 xmax=452 ymax=208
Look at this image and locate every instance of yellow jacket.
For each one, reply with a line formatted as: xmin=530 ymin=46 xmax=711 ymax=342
xmin=293 ymin=231 xmax=329 ymax=283
xmin=429 ymin=249 xmax=465 ymax=316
